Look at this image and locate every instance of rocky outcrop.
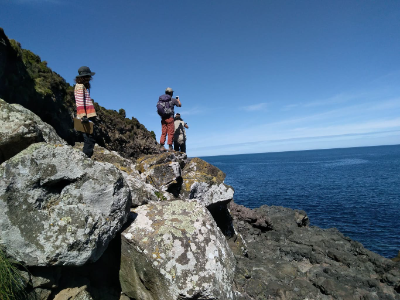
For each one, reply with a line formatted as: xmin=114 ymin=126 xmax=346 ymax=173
xmin=93 ymin=106 xmax=160 ymax=159
xmin=0 ymin=28 xmax=160 ymax=159
xmin=0 ymin=98 xmax=66 ymax=163
xmin=134 ymin=152 xmax=186 ymax=199
xmin=181 ymin=157 xmax=234 ymax=207
xmin=74 ymin=143 xmax=161 ymax=207
xmin=1 ymin=26 xmax=399 ymax=300
xmin=230 ymin=201 xmax=400 ymax=300
xmin=0 ymin=143 xmax=131 ymax=266
xmin=53 ymin=286 xmax=93 ymax=300
xmin=0 ymin=27 xmax=76 ymax=144
xmin=135 ymin=154 xmax=234 ymax=207
xmin=120 ymin=200 xmax=236 ymax=300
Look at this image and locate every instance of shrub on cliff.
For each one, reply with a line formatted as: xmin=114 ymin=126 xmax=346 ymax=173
xmin=0 ymin=247 xmax=27 ymax=300
xmin=0 ymin=27 xmax=160 ymax=159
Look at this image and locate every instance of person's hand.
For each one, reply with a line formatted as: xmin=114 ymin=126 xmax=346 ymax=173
xmin=81 ymin=116 xmax=89 ymax=123
xmin=89 ymin=116 xmax=99 ymax=123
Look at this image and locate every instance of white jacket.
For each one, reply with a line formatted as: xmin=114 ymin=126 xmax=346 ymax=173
xmin=174 ymin=120 xmax=186 ymax=144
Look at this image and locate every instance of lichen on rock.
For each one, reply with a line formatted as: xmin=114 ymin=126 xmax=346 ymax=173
xmin=120 ymin=200 xmax=236 ymax=300
xmin=0 ymin=98 xmax=66 ymax=164
xmin=0 ymin=143 xmax=131 ymax=266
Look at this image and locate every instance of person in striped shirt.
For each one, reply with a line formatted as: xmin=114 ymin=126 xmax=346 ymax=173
xmin=74 ymin=66 xmax=97 ymax=158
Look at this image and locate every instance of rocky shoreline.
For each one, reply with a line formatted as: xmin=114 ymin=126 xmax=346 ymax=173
xmin=1 ymin=27 xmax=399 ymax=299
xmin=1 ymin=97 xmax=399 ymax=299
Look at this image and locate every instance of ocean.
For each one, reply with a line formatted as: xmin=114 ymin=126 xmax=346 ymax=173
xmin=200 ymin=144 xmax=400 ymax=259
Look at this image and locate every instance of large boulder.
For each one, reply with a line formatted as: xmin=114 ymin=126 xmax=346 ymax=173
xmin=0 ymin=98 xmax=66 ymax=164
xmin=120 ymin=200 xmax=236 ymax=300
xmin=0 ymin=143 xmax=131 ymax=266
xmin=181 ymin=157 xmax=234 ymax=207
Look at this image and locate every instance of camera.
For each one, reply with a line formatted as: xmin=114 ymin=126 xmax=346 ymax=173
xmin=176 ymin=96 xmax=179 ymax=99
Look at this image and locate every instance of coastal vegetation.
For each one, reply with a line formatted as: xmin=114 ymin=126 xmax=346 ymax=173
xmin=1 ymin=26 xmax=399 ymax=300
xmin=0 ymin=27 xmax=159 ymax=159
xmin=0 ymin=247 xmax=28 ymax=300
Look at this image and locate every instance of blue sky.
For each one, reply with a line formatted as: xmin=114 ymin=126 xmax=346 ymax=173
xmin=1 ymin=0 xmax=399 ymax=157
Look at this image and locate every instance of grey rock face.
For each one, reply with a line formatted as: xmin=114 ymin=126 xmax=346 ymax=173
xmin=0 ymin=143 xmax=131 ymax=266
xmin=120 ymin=200 xmax=236 ymax=300
xmin=0 ymin=98 xmax=66 ymax=164
xmin=75 ymin=143 xmax=161 ymax=206
xmin=135 ymin=153 xmax=234 ymax=207
xmin=181 ymin=157 xmax=234 ymax=207
xmin=134 ymin=152 xmax=187 ymax=200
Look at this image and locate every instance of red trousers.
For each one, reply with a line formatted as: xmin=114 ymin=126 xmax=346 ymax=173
xmin=160 ymin=117 xmax=174 ymax=145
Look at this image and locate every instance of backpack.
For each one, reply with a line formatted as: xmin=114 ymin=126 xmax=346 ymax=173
xmin=157 ymin=94 xmax=173 ymax=118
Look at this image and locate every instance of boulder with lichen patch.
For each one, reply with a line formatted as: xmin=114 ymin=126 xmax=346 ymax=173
xmin=135 ymin=152 xmax=186 ymax=187
xmin=134 ymin=152 xmax=188 ymax=199
xmin=120 ymin=200 xmax=236 ymax=300
xmin=134 ymin=153 xmax=234 ymax=207
xmin=0 ymin=143 xmax=131 ymax=266
xmin=0 ymin=98 xmax=66 ymax=164
xmin=74 ymin=143 xmax=161 ymax=206
xmin=135 ymin=152 xmax=187 ymax=174
xmin=181 ymin=157 xmax=234 ymax=207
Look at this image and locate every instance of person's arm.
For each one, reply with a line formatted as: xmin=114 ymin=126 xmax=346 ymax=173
xmin=184 ymin=123 xmax=189 ymax=129
xmin=175 ymin=97 xmax=181 ymax=107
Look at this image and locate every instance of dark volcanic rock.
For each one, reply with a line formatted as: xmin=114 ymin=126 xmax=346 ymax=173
xmin=230 ymin=201 xmax=400 ymax=300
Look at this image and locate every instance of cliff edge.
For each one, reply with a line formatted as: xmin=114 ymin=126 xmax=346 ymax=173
xmin=0 ymin=27 xmax=159 ymax=160
xmin=0 ymin=27 xmax=399 ymax=300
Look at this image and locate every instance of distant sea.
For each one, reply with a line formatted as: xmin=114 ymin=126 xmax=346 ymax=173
xmin=200 ymin=145 xmax=400 ymax=258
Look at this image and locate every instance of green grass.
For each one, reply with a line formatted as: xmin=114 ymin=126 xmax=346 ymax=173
xmin=0 ymin=247 xmax=28 ymax=300
xmin=154 ymin=191 xmax=167 ymax=201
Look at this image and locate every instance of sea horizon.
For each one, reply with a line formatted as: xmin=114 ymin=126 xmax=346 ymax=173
xmin=198 ymin=143 xmax=400 ymax=159
xmin=201 ymin=144 xmax=400 ymax=258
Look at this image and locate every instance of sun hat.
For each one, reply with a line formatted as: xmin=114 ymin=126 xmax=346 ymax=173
xmin=165 ymin=87 xmax=174 ymax=93
xmin=76 ymin=66 xmax=95 ymax=77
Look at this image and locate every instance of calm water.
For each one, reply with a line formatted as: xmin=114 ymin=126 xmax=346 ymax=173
xmin=201 ymin=145 xmax=400 ymax=258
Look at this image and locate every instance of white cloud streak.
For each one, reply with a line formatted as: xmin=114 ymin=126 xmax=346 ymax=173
xmin=241 ymin=102 xmax=268 ymax=112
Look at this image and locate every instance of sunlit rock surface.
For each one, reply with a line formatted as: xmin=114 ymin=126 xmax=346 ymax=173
xmin=75 ymin=143 xmax=161 ymax=206
xmin=181 ymin=157 xmax=234 ymax=207
xmin=120 ymin=200 xmax=236 ymax=300
xmin=135 ymin=153 xmax=234 ymax=207
xmin=0 ymin=143 xmax=131 ymax=266
xmin=0 ymin=98 xmax=66 ymax=164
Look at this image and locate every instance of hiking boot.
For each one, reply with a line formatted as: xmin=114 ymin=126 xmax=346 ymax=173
xmin=168 ymin=145 xmax=174 ymax=151
xmin=159 ymin=144 xmax=166 ymax=152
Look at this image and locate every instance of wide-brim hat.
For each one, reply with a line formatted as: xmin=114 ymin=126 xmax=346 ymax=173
xmin=76 ymin=66 xmax=95 ymax=77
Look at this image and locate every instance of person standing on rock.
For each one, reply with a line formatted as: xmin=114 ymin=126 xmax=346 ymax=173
xmin=74 ymin=66 xmax=97 ymax=158
xmin=157 ymin=87 xmax=181 ymax=151
xmin=174 ymin=113 xmax=189 ymax=153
